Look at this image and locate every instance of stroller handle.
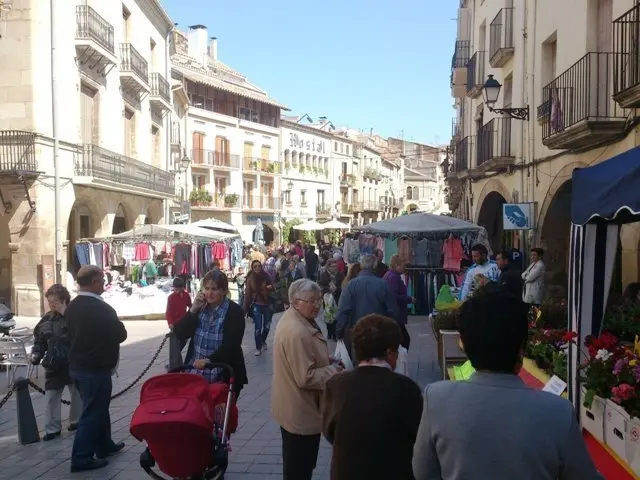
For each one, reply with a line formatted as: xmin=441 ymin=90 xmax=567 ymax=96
xmin=169 ymin=362 xmax=235 ymax=380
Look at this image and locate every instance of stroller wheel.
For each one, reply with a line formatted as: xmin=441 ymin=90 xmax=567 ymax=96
xmin=213 ymin=447 xmax=228 ymax=472
xmin=140 ymin=448 xmax=156 ymax=470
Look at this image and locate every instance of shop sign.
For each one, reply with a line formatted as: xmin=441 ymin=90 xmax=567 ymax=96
xmin=246 ymin=215 xmax=276 ymax=223
xmin=285 ymin=129 xmax=327 ymax=154
xmin=502 ymin=202 xmax=536 ymax=230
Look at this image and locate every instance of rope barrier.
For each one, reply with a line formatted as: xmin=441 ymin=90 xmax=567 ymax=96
xmin=0 ymin=333 xmax=170 ymax=409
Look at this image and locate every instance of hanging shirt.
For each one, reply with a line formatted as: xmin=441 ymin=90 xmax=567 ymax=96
xmin=343 ymin=238 xmax=360 ymax=264
xmin=398 ymin=237 xmax=411 ymax=264
xmin=443 ymin=237 xmax=465 ymax=271
xmin=358 ymin=234 xmax=376 ymax=255
xmin=412 ymin=239 xmax=429 ymax=266
xmin=88 ymin=244 xmax=97 ymax=266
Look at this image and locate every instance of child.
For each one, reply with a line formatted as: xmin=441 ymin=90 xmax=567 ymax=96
xmin=165 ymin=277 xmax=192 ymax=328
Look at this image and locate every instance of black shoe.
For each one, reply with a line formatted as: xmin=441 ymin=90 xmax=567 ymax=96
xmin=70 ymin=458 xmax=108 ymax=472
xmin=97 ymin=441 xmax=125 ymax=459
xmin=68 ymin=423 xmax=78 ymax=432
xmin=43 ymin=431 xmax=61 ymax=441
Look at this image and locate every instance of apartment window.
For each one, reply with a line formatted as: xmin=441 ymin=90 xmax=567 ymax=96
xmin=346 ymin=145 xmax=350 ymax=155
xmin=192 ymin=174 xmax=206 ymax=190
xmin=541 ymin=34 xmax=558 ymax=89
xmin=214 ymin=177 xmax=227 ymax=195
xmin=243 ymin=181 xmax=254 ymax=207
xmin=80 ymin=83 xmax=97 ymax=144
xmin=341 ymin=163 xmax=347 ymax=176
xmin=300 ymin=189 xmax=307 ymax=205
xmin=334 ymin=141 xmax=338 ymax=151
xmin=122 ymin=6 xmax=131 ymax=42
xmin=261 ymin=145 xmax=270 ymax=161
xmin=503 ymin=75 xmax=513 ymax=108
xmin=317 ymin=190 xmax=325 ymax=206
xmin=283 ymin=190 xmax=291 ymax=204
xmin=192 ymin=132 xmax=204 ymax=164
xmin=239 ymin=107 xmax=259 ymax=123
xmin=123 ymin=108 xmax=135 ymax=158
xmin=413 ymin=187 xmax=419 ymax=199
xmin=215 ymin=136 xmax=229 ymax=166
xmin=243 ymin=142 xmax=253 ymax=160
xmin=339 ymin=144 xmax=343 ymax=153
xmin=79 ymin=214 xmax=91 ymax=239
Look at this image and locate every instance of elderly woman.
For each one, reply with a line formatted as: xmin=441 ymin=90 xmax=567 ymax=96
xmin=272 ymin=279 xmax=344 ymax=480
xmin=322 ymin=314 xmax=423 ymax=479
xmin=32 ymin=284 xmax=82 ymax=441
xmin=383 ymin=254 xmax=415 ymax=350
xmin=173 ymin=270 xmax=248 ymax=397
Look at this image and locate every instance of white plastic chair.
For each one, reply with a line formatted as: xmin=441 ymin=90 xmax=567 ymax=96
xmin=0 ymin=337 xmax=36 ymax=386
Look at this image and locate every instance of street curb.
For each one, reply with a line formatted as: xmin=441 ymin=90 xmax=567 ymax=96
xmin=119 ymin=314 xmax=165 ymax=321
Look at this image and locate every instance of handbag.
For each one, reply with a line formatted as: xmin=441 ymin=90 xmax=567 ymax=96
xmin=41 ymin=336 xmax=69 ymax=372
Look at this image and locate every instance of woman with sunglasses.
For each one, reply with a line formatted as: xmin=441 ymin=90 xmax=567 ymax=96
xmin=173 ymin=270 xmax=248 ymax=397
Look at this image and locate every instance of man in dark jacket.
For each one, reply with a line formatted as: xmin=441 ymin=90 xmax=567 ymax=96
xmin=373 ymin=249 xmax=388 ymax=278
xmin=496 ymin=250 xmax=523 ymax=299
xmin=66 ymin=265 xmax=128 ymax=473
xmin=304 ymin=245 xmax=319 ymax=281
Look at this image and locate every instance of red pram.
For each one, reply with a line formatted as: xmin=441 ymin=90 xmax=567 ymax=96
xmin=130 ymin=363 xmax=239 ymax=480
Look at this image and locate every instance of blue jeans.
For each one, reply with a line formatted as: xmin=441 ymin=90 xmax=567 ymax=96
xmin=252 ymin=304 xmax=272 ymax=350
xmin=71 ymin=370 xmax=117 ymax=465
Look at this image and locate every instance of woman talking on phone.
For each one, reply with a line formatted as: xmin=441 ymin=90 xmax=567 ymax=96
xmin=173 ymin=270 xmax=248 ymax=397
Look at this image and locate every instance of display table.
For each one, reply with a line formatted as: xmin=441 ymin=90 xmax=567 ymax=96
xmin=520 ymin=358 xmax=639 ymax=480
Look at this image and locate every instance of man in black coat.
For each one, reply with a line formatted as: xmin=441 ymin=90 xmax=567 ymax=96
xmin=496 ymin=250 xmax=523 ymax=300
xmin=304 ymin=245 xmax=319 ymax=281
xmin=67 ymin=265 xmax=128 ymax=473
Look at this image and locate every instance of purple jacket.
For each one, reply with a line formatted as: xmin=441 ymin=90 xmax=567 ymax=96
xmin=383 ymin=270 xmax=411 ymax=325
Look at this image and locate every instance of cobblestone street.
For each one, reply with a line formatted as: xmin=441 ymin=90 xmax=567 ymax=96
xmin=0 ymin=312 xmax=441 ymax=480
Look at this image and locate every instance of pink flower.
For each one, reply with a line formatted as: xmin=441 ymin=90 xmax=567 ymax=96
xmin=612 ymin=384 xmax=635 ymax=402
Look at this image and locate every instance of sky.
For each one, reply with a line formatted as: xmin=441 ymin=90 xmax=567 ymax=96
xmin=162 ymin=0 xmax=458 ymax=146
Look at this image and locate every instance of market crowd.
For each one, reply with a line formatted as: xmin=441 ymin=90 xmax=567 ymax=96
xmin=33 ymin=232 xmax=601 ymax=479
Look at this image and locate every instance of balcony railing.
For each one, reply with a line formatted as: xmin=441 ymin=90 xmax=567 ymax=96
xmin=0 ymin=130 xmax=38 ymax=172
xmin=316 ymin=204 xmax=332 ymax=216
xmin=540 ymin=52 xmax=626 ymax=149
xmin=466 ymin=51 xmax=486 ymax=97
xmin=489 ymin=8 xmax=514 ymax=68
xmin=452 ymin=40 xmax=471 ymax=69
xmin=120 ymin=43 xmax=148 ymax=84
xmin=243 ymin=157 xmax=281 ymax=174
xmin=476 ymin=118 xmax=513 ymax=168
xmin=613 ymin=4 xmax=640 ymax=108
xmin=150 ymin=73 xmax=170 ymax=104
xmin=190 ymin=193 xmax=239 ymax=209
xmin=76 ymin=144 xmax=174 ymax=196
xmin=191 ymin=150 xmax=241 ymax=168
xmin=453 ymin=136 xmax=473 ymax=173
xmin=75 ymin=5 xmax=115 ymax=55
xmin=243 ymin=196 xmax=281 ymax=210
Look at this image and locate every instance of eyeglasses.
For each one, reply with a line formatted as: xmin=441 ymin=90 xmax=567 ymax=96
xmin=296 ymin=298 xmax=322 ymax=307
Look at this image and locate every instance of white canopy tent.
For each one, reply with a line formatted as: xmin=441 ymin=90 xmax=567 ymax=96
xmin=320 ymin=219 xmax=351 ymax=230
xmin=293 ymin=220 xmax=324 ymax=231
xmin=98 ymin=224 xmax=236 ymax=240
xmin=191 ymin=218 xmax=238 ymax=233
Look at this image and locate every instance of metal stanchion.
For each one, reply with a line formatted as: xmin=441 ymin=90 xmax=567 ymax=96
xmin=14 ymin=377 xmax=39 ymax=445
xmin=168 ymin=332 xmax=183 ymax=371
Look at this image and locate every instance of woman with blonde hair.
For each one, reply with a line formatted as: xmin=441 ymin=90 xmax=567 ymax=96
xmin=383 ymin=255 xmax=414 ymax=349
xmin=342 ymin=263 xmax=361 ymax=290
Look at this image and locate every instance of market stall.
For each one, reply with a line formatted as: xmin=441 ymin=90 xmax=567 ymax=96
xmin=355 ymin=212 xmax=488 ymax=315
xmin=566 ymin=146 xmax=640 ymax=479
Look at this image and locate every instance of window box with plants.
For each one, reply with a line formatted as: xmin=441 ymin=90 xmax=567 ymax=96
xmin=189 ymin=188 xmax=212 ymax=206
xmin=224 ymin=193 xmax=239 ymax=207
xmin=312 ymin=166 xmax=318 ymax=176
xmin=299 ymin=166 xmax=307 ymax=174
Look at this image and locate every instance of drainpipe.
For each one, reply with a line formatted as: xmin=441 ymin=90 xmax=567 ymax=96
xmin=164 ymin=27 xmax=172 ymax=225
xmin=51 ymin=0 xmax=61 ymax=282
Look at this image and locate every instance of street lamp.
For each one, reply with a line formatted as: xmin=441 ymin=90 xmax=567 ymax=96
xmin=179 ymin=154 xmax=191 ymax=173
xmin=482 ymin=74 xmax=530 ymax=121
xmin=287 ymin=181 xmax=294 ymax=191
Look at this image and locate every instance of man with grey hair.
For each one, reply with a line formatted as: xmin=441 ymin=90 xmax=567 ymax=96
xmin=336 ymin=255 xmax=398 ymax=361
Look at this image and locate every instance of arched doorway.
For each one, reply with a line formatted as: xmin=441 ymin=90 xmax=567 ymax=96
xmin=477 ymin=191 xmax=506 ymax=252
xmin=112 ymin=204 xmax=128 ymax=235
xmin=253 ymin=224 xmax=274 ymax=245
xmin=540 ymin=180 xmax=572 ymax=290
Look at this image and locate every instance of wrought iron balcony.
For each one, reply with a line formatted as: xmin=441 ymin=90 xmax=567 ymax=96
xmin=451 ymin=40 xmax=470 ymax=98
xmin=191 ymin=150 xmax=241 ymax=169
xmin=466 ymin=51 xmax=486 ymax=98
xmin=75 ymin=6 xmax=115 ymax=74
xmin=316 ymin=204 xmax=332 ymax=216
xmin=149 ymin=73 xmax=171 ymax=109
xmin=0 ymin=130 xmax=39 ymax=173
xmin=476 ymin=118 xmax=514 ymax=171
xmin=452 ymin=136 xmax=475 ymax=176
xmin=613 ymin=3 xmax=640 ymax=108
xmin=540 ymin=52 xmax=626 ymax=150
xmin=75 ymin=144 xmax=174 ymax=197
xmin=243 ymin=157 xmax=281 ymax=175
xmin=489 ymin=8 xmax=514 ymax=68
xmin=119 ymin=43 xmax=149 ymax=94
xmin=243 ymin=196 xmax=281 ymax=211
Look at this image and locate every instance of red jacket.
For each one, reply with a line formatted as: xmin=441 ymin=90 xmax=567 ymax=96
xmin=166 ymin=291 xmax=192 ymax=326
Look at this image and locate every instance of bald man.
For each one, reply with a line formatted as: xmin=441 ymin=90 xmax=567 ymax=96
xmin=66 ymin=265 xmax=127 ymax=472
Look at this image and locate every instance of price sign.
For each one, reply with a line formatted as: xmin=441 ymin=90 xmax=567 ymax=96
xmin=542 ymin=375 xmax=567 ymax=396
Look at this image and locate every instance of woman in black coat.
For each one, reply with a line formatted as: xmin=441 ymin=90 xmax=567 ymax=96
xmin=173 ymin=270 xmax=248 ymax=397
xmin=31 ymin=284 xmax=83 ymax=441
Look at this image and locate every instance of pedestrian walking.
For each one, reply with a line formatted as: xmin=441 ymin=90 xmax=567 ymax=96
xmin=383 ymin=255 xmax=415 ymax=350
xmin=272 ymin=279 xmax=343 ymax=480
xmin=243 ymin=259 xmax=274 ymax=356
xmin=31 ymin=284 xmax=82 ymax=441
xmin=322 ymin=314 xmax=423 ymax=480
xmin=66 ymin=265 xmax=127 ymax=473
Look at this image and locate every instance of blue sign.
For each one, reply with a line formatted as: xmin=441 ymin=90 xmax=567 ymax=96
xmin=502 ymin=203 xmax=535 ymax=230
xmin=246 ymin=215 xmax=276 ymax=223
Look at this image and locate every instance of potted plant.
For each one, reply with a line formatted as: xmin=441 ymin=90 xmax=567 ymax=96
xmin=312 ymin=166 xmax=318 ymax=175
xmin=284 ymin=162 xmax=291 ymax=171
xmin=224 ymin=193 xmax=239 ymax=207
xmin=300 ymin=166 xmax=306 ymax=174
xmin=189 ymin=188 xmax=211 ymax=206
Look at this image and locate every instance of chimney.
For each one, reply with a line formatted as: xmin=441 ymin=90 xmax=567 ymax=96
xmin=208 ymin=37 xmax=218 ymax=61
xmin=187 ymin=25 xmax=208 ymax=62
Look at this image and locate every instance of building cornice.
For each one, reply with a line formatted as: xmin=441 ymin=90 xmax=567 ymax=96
xmin=281 ymin=119 xmax=334 ymax=139
xmin=135 ymin=0 xmax=174 ymax=34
